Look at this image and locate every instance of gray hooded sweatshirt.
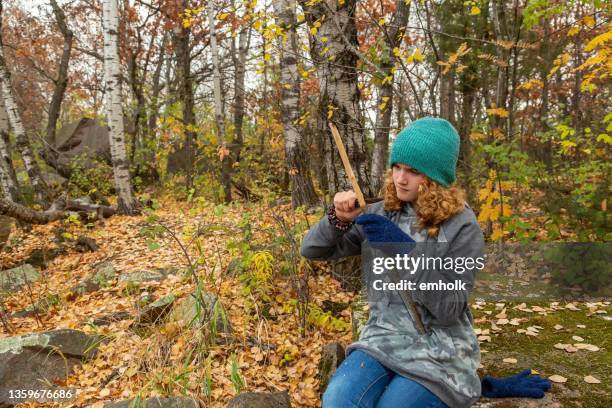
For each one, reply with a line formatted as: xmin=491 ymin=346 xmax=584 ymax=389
xmin=301 ymin=200 xmax=485 ymax=408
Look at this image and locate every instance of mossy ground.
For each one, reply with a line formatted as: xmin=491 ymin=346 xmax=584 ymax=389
xmin=471 ymin=271 xmax=611 ymax=407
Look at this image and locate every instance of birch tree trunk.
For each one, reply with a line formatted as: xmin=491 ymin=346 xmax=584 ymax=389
xmin=371 ymin=0 xmax=411 ymax=195
xmin=273 ymin=0 xmax=318 ymax=208
xmin=209 ymin=0 xmax=232 ymax=203
xmin=0 ymin=43 xmax=49 ymax=206
xmin=300 ymin=0 xmax=369 ymax=196
xmin=0 ymin=98 xmax=20 ymax=202
xmin=103 ymin=0 xmax=137 ymax=214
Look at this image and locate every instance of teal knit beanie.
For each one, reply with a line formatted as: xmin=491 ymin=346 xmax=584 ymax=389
xmin=388 ymin=117 xmax=460 ymax=187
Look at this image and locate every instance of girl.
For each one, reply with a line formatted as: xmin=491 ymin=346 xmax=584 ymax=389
xmin=301 ymin=117 xmax=483 ymax=408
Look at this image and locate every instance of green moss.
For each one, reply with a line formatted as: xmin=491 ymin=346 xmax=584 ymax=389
xmin=472 ymin=301 xmax=611 ymax=407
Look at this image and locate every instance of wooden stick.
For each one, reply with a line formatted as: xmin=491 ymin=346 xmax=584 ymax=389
xmin=328 ymin=122 xmax=367 ymax=208
xmin=328 ymin=121 xmax=426 ymax=335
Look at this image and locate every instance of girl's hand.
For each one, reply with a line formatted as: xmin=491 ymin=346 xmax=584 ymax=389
xmin=333 ymin=190 xmax=363 ymax=221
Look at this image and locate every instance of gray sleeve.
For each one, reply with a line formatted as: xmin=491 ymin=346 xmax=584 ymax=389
xmin=300 ymin=215 xmax=364 ymax=260
xmin=410 ymin=220 xmax=485 ymax=327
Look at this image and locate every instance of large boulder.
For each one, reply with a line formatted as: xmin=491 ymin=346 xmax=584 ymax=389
xmin=227 ymin=391 xmax=291 ymax=408
xmin=0 ymin=264 xmax=40 ymax=293
xmin=103 ymin=397 xmax=199 ymax=408
xmin=169 ymin=292 xmax=231 ymax=334
xmin=45 ymin=118 xmax=111 ymax=178
xmin=0 ymin=329 xmax=101 ymax=406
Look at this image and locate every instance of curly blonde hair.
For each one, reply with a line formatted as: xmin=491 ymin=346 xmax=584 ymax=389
xmin=382 ymin=169 xmax=465 ymax=237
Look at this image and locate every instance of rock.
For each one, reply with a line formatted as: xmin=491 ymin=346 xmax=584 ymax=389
xmin=0 ymin=329 xmax=101 ymax=406
xmin=103 ymin=397 xmax=199 ymax=408
xmin=227 ymin=391 xmax=291 ymax=408
xmin=41 ymin=170 xmax=67 ymax=187
xmin=118 ymin=267 xmax=177 ymax=284
xmin=350 ymin=295 xmax=369 ymax=341
xmin=132 ymin=294 xmax=176 ymax=326
xmin=169 ymin=292 xmax=231 ymax=334
xmin=23 ymin=246 xmax=67 ymax=269
xmin=318 ymin=343 xmax=345 ymax=395
xmin=331 ymin=256 xmax=362 ymax=292
xmin=75 ymin=236 xmax=99 ymax=252
xmin=0 ymin=264 xmax=40 ymax=293
xmin=474 ymin=382 xmax=576 ymax=408
xmin=69 ymin=262 xmax=116 ymax=298
xmin=474 ymin=394 xmax=563 ymax=408
xmin=90 ymin=311 xmax=132 ymax=327
xmin=0 ymin=215 xmax=14 ymax=247
xmin=321 ymin=300 xmax=348 ymax=317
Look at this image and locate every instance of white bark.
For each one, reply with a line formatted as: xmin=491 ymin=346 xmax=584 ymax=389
xmin=0 ymin=98 xmax=20 ymax=201
xmin=103 ymin=0 xmax=136 ymax=214
xmin=273 ymin=0 xmax=317 ymax=206
xmin=0 ymin=46 xmax=48 ymax=205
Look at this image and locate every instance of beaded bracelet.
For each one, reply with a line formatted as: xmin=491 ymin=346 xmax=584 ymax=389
xmin=327 ymin=204 xmax=354 ymax=232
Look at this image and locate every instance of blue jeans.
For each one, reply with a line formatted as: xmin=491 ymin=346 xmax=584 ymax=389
xmin=323 ymin=350 xmax=449 ymax=408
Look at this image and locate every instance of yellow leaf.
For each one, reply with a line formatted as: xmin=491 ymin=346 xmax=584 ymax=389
xmin=378 ymin=18 xmax=386 ymax=26
xmin=471 ymin=132 xmax=486 ymax=141
xmin=413 ymin=48 xmax=424 ymax=62
xmin=382 ymin=75 xmax=393 ymax=85
xmin=297 ymin=14 xmax=305 ymax=23
xmin=393 ymin=47 xmax=401 ymax=57
xmin=309 ymin=26 xmax=317 ymax=36
xmin=568 ymin=26 xmax=581 ymax=37
xmin=491 ymin=228 xmax=503 ymax=241
xmin=585 ymin=31 xmax=612 ymax=52
xmin=582 ymin=16 xmax=595 ymax=28
xmin=471 ymin=6 xmax=481 ymax=15
xmin=219 ymin=13 xmax=229 ymax=20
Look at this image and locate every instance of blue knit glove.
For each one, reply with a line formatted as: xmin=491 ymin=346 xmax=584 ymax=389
xmin=481 ymin=369 xmax=552 ymax=399
xmin=355 ymin=214 xmax=416 ymax=254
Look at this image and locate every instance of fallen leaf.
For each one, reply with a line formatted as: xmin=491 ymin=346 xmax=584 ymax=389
xmin=549 ymin=374 xmax=567 ymax=383
xmin=554 ymin=324 xmax=564 ymax=330
xmin=572 ymin=335 xmax=584 ymax=342
xmin=576 ymin=324 xmax=586 ymax=328
xmin=503 ymin=357 xmax=518 ymax=364
xmin=497 ymin=318 xmax=509 ymax=325
xmin=584 ymin=375 xmax=601 ymax=384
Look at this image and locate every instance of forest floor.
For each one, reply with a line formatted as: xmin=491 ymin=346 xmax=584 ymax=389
xmin=0 ymin=195 xmax=610 ymax=407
